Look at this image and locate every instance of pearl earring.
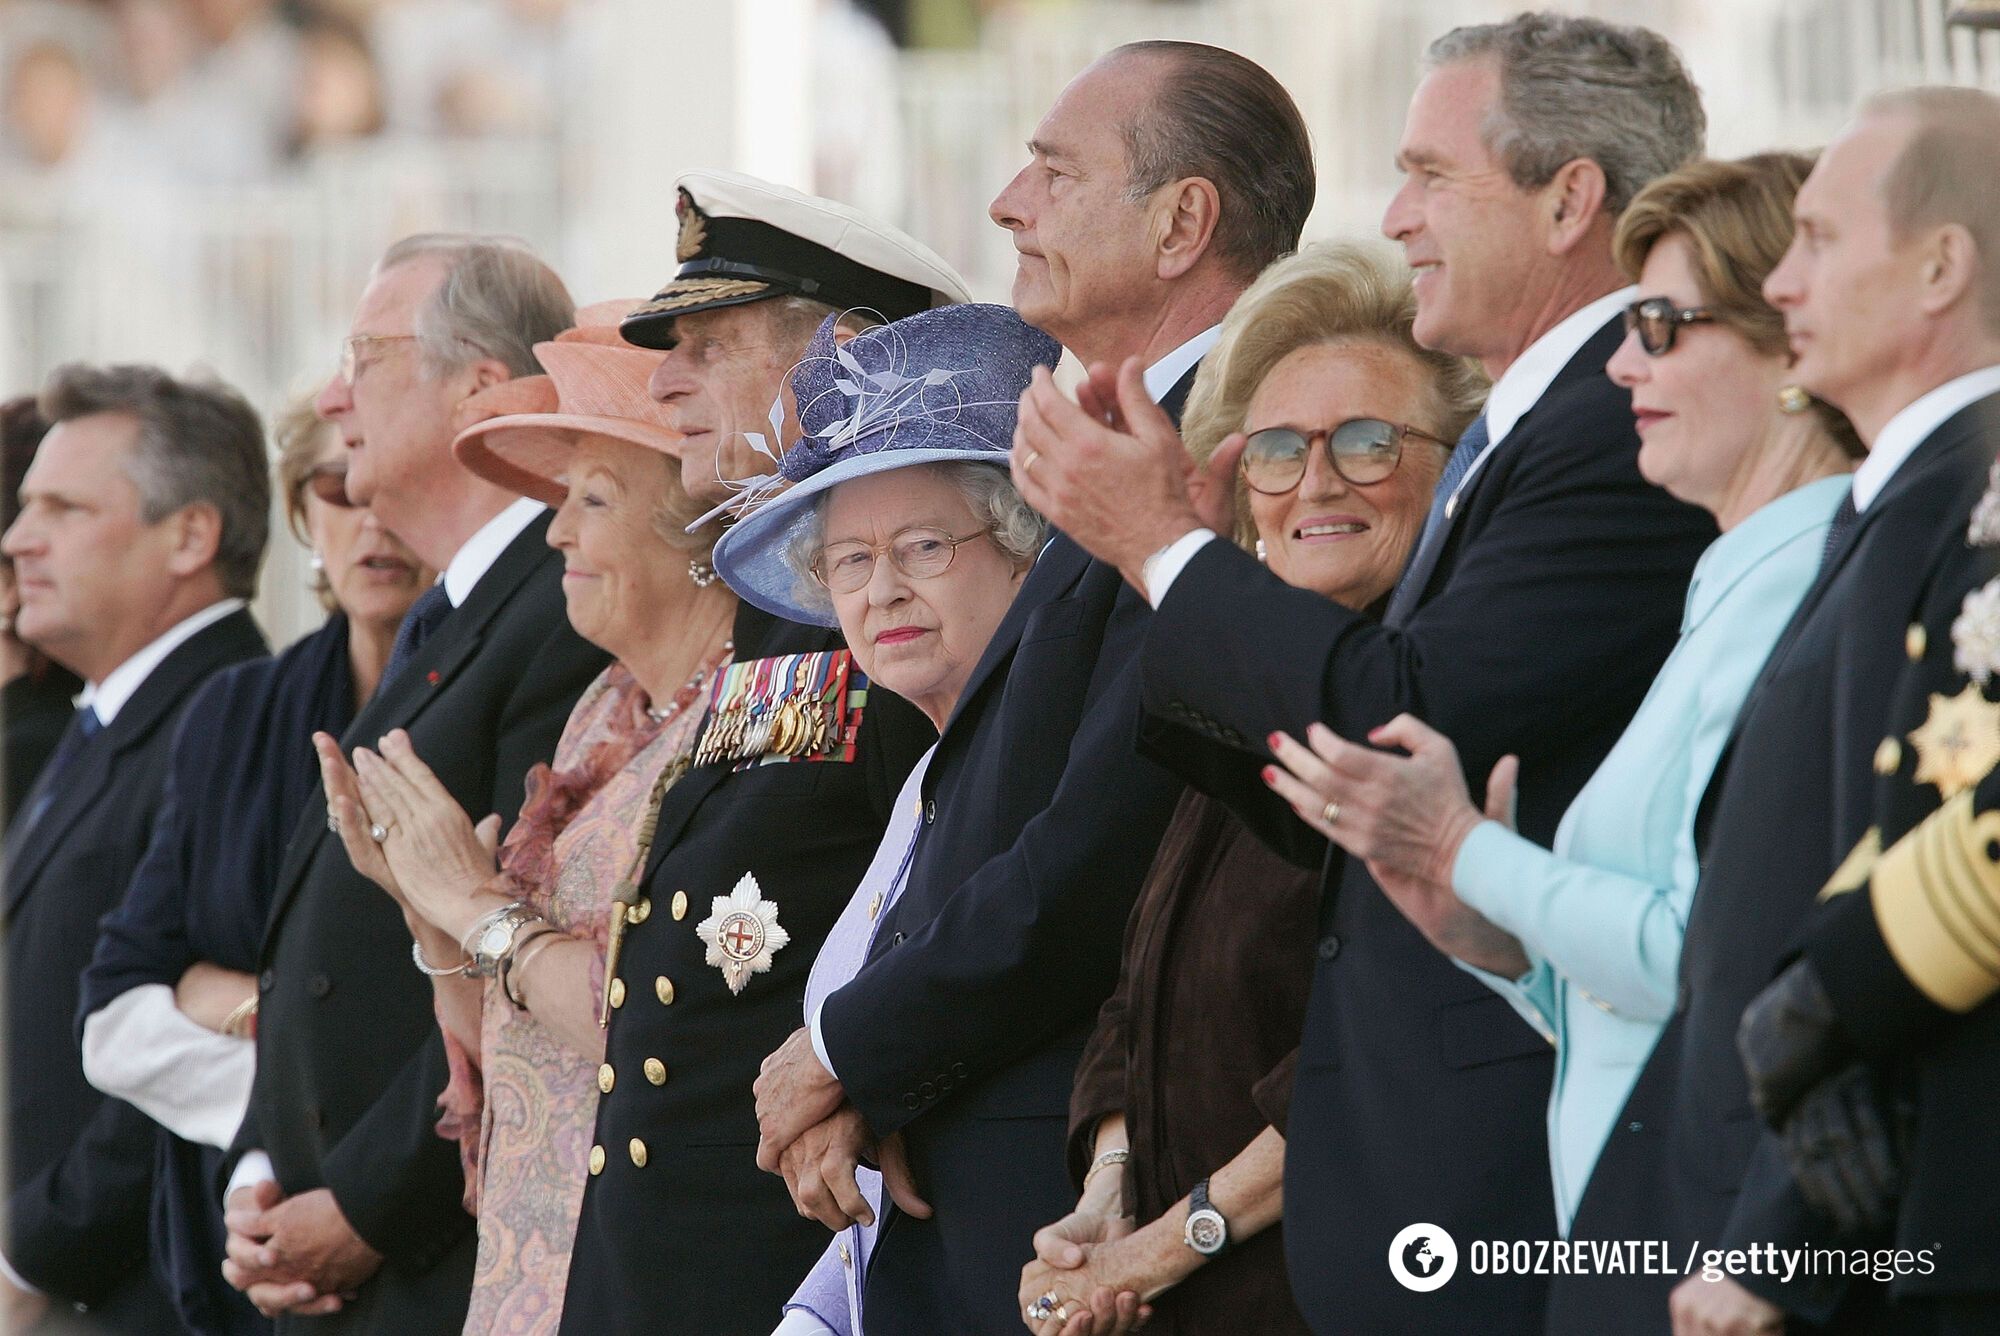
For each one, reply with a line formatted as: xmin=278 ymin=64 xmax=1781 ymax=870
xmin=1255 ymin=539 xmax=1268 ymax=564
xmin=1777 ymin=385 xmax=1812 ymax=415
xmin=688 ymin=560 xmax=717 ymax=588
xmin=309 ymin=550 xmax=325 ymax=572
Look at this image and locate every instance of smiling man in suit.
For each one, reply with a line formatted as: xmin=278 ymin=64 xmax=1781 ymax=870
xmin=218 ymin=234 xmax=609 ymax=1335
xmin=748 ymin=42 xmax=1315 ymax=1334
xmin=1013 ymin=14 xmax=1715 ymax=1332
xmin=2 ymin=364 xmax=271 ymax=1332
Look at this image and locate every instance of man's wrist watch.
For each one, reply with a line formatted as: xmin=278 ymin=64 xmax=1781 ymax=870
xmin=1183 ymin=1178 xmax=1230 ymax=1257
xmin=463 ymin=903 xmax=543 ymax=979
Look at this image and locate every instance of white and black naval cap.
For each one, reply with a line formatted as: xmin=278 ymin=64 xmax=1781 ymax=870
xmin=621 ymin=170 xmax=972 ymax=349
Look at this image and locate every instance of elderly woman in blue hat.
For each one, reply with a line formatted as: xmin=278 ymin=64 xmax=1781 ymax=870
xmin=712 ymin=302 xmax=1059 ymax=1336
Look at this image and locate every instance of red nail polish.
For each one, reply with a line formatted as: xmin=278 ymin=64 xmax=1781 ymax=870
xmin=1261 ymin=765 xmax=1277 ymax=784
xmin=1267 ymin=732 xmax=1283 ymax=750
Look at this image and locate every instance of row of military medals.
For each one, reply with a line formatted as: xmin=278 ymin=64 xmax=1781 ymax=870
xmin=692 ymin=652 xmax=846 ymax=769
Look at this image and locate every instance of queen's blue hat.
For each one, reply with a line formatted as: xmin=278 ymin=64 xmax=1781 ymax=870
xmin=711 ymin=303 xmax=1060 ymax=625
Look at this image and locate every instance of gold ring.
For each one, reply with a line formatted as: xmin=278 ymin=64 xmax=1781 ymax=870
xmin=1321 ymin=799 xmax=1340 ymax=826
xmin=1022 ymin=449 xmax=1040 ymax=476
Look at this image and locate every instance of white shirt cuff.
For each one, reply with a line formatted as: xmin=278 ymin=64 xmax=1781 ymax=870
xmin=226 ymin=1150 xmax=277 ymax=1203
xmin=775 ymin=1309 xmax=839 ymax=1336
xmin=808 ymin=1000 xmax=839 ymax=1083
xmin=1139 ymin=528 xmax=1217 ymax=607
xmin=0 ymin=1249 xmax=42 ymax=1297
xmin=80 ymin=983 xmax=255 ymax=1149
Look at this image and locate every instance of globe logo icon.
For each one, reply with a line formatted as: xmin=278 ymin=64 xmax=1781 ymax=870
xmin=1387 ymin=1222 xmax=1459 ymax=1292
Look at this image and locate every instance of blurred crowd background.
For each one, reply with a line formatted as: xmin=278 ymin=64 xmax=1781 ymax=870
xmin=0 ymin=0 xmax=1991 ymax=642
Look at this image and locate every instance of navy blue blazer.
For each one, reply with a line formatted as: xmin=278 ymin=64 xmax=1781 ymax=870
xmin=4 ymin=605 xmax=266 ymax=1324
xmin=79 ymin=615 xmax=357 ymax=1336
xmin=1137 ymin=318 xmax=1715 ymax=1332
xmin=239 ymin=517 xmax=608 ymax=1336
xmin=817 ymin=370 xmax=1196 ymax=1335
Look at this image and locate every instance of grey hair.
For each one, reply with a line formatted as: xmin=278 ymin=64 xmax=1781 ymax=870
xmin=782 ymin=460 xmax=1046 ymax=615
xmin=39 ymin=363 xmax=271 ymax=598
xmin=1427 ymin=12 xmax=1705 ymax=215
xmin=377 ymin=233 xmax=575 ymax=378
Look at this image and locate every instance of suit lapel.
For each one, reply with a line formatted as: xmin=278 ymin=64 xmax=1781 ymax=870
xmin=5 ymin=608 xmax=266 ymax=909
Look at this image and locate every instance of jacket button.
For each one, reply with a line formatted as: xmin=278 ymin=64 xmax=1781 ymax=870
xmin=671 ymin=891 xmax=689 ymax=921
xmin=589 ymin=1145 xmax=606 ymax=1175
xmin=1316 ymin=935 xmax=1341 ymax=961
xmin=924 ymin=799 xmax=936 ymax=824
xmin=628 ymin=1138 xmax=648 ymax=1168
xmin=306 ymin=973 xmax=332 ymax=999
xmin=598 ymin=1063 xmax=615 ymax=1094
xmin=258 ymin=970 xmax=274 ymax=992
xmin=1907 ymin=623 xmax=1927 ymax=660
xmin=655 ymin=976 xmax=675 ymax=1005
xmin=644 ymin=1058 xmax=667 ymax=1085
xmin=892 ymin=932 xmax=905 ymax=947
xmin=1874 ymin=737 xmax=1902 ymax=776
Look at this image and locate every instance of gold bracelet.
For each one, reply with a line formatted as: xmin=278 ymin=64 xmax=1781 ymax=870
xmin=219 ymin=995 xmax=259 ymax=1039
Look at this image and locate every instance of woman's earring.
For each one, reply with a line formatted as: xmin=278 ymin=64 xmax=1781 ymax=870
xmin=1777 ymin=385 xmax=1812 ymax=416
xmin=1254 ymin=539 xmax=1268 ymax=564
xmin=309 ymin=550 xmax=325 ymax=572
xmin=688 ymin=559 xmax=717 ymax=588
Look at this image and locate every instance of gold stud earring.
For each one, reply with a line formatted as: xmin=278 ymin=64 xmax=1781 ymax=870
xmin=1778 ymin=385 xmax=1812 ymax=415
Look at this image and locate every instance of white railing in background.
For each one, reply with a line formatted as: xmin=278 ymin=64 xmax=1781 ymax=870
xmin=4 ymin=0 xmax=1998 ymax=643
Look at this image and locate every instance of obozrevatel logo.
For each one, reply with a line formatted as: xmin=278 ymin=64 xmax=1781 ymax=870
xmin=1388 ymin=1223 xmax=1459 ymax=1292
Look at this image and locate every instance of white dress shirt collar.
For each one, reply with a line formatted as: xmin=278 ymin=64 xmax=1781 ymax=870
xmin=79 ymin=598 xmax=246 ymax=725
xmin=1852 ymin=364 xmax=2000 ymax=512
xmin=442 ymin=496 xmax=544 ymax=608
xmin=1142 ymin=324 xmax=1223 ymax=403
xmin=1484 ymin=287 xmax=1637 ymax=447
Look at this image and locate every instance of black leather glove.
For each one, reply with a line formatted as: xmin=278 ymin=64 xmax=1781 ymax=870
xmin=1777 ymin=1062 xmax=1914 ymax=1237
xmin=1739 ymin=957 xmax=1850 ymax=1128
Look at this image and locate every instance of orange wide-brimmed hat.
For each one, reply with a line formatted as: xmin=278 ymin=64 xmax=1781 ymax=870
xmin=452 ymin=299 xmax=678 ymax=505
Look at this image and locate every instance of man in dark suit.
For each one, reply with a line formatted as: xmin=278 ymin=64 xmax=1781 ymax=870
xmin=1014 ymin=15 xmax=1714 ymax=1332
xmin=2 ymin=364 xmax=271 ymax=1331
xmin=218 ymin=235 xmax=607 ymax=1334
xmin=748 ymin=43 xmax=1314 ymax=1334
xmin=1683 ymin=88 xmax=2000 ymax=1336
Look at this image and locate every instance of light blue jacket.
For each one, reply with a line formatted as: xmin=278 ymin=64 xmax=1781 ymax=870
xmin=1452 ymin=474 xmax=1849 ymax=1232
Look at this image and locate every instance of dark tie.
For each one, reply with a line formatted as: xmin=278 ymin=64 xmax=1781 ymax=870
xmin=1819 ymin=493 xmax=1860 ymax=573
xmin=1385 ymin=413 xmax=1490 ymax=626
xmin=17 ymin=705 xmax=102 ymax=835
xmin=382 ymin=583 xmax=453 ymax=687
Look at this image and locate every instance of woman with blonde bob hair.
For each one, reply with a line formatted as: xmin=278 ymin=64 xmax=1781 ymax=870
xmin=1022 ymin=242 xmax=1483 ymax=1334
xmin=1263 ymin=153 xmax=1860 ymax=1330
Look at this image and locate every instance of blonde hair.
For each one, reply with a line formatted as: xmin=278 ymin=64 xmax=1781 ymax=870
xmin=1180 ymin=241 xmax=1486 ymax=546
xmin=1866 ymin=86 xmax=2000 ymax=336
xmin=1614 ymin=152 xmax=1863 ymax=457
xmin=272 ymin=393 xmax=341 ymax=610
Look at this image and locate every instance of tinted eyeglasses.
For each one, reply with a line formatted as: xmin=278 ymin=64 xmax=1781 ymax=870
xmin=811 ymin=526 xmax=990 ymax=596
xmin=303 ymin=462 xmax=355 ymax=509
xmin=1239 ymin=419 xmax=1448 ymax=495
xmin=1623 ymin=296 xmax=1717 ymax=357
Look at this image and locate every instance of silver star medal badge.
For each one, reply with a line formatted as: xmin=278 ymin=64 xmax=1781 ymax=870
xmin=697 ymin=872 xmax=790 ymax=994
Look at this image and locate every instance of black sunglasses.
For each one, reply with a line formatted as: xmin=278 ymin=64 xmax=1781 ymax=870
xmin=303 ymin=462 xmax=355 ymax=509
xmin=1239 ymin=419 xmax=1448 ymax=495
xmin=1623 ymin=296 xmax=1717 ymax=356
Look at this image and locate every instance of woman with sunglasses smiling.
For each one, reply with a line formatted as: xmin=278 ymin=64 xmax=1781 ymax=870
xmin=76 ymin=396 xmax=431 ymax=1335
xmin=1017 ymin=242 xmax=1482 ymax=1335
xmin=1261 ymin=153 xmax=1860 ymax=1266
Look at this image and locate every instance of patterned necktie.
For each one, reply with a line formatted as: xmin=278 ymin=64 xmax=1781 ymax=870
xmin=382 ymin=583 xmax=453 ymax=688
xmin=1819 ymin=493 xmax=1860 ymax=573
xmin=1385 ymin=413 xmax=1490 ymax=626
xmin=17 ymin=704 xmax=102 ymax=835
